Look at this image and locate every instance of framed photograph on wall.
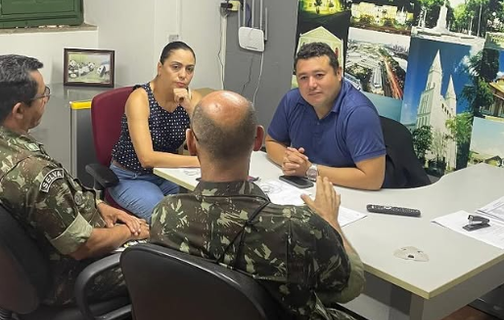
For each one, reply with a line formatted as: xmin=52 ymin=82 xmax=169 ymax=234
xmin=63 ymin=48 xmax=115 ymax=87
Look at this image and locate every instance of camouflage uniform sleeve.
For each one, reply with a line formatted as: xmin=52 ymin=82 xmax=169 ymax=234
xmin=308 ymin=214 xmax=365 ymax=305
xmin=296 ymin=211 xmax=355 ymax=303
xmin=323 ymin=252 xmax=365 ymax=303
xmin=1 ymin=157 xmax=94 ymax=255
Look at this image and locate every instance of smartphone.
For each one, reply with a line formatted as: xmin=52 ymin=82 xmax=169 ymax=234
xmin=279 ymin=175 xmax=314 ymax=189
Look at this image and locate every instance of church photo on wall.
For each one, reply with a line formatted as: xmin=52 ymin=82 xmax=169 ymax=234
xmin=400 ymin=37 xmax=478 ymax=178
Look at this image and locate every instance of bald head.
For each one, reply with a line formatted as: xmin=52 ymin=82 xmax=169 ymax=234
xmin=191 ymin=90 xmax=257 ymax=163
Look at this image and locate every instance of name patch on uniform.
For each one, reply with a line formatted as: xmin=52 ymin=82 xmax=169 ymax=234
xmin=40 ymin=169 xmax=65 ymax=193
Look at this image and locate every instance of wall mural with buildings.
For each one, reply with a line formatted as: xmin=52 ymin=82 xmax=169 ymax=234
xmin=469 ymin=117 xmax=504 ymax=167
xmin=347 ymin=27 xmax=409 ymax=99
xmin=293 ymin=1 xmax=351 ymax=88
xmin=295 ymin=0 xmax=504 ymax=178
xmin=401 ymin=37 xmax=480 ymax=176
xmin=467 ymin=35 xmax=504 ymax=169
xmin=346 ymin=0 xmax=415 ymax=101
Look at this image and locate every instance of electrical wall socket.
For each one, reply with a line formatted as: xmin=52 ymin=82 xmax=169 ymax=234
xmin=168 ymin=34 xmax=180 ymax=42
xmin=229 ymin=0 xmax=240 ymax=11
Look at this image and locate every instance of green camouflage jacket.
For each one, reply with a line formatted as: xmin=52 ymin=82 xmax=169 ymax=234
xmin=150 ymin=180 xmax=364 ymax=319
xmin=0 ymin=126 xmax=123 ymax=305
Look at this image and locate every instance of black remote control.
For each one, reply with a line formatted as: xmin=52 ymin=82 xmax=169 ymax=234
xmin=366 ymin=204 xmax=421 ymax=217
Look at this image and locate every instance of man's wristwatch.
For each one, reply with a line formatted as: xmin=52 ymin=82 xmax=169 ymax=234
xmin=306 ymin=164 xmax=318 ymax=181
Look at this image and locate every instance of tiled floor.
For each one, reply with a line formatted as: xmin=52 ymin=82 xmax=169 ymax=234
xmin=443 ymin=306 xmax=499 ymax=320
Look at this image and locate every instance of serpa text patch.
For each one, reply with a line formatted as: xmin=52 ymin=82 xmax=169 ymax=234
xmin=40 ymin=169 xmax=65 ymax=193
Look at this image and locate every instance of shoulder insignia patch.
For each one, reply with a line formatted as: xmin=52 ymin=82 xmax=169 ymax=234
xmin=26 ymin=143 xmax=40 ymax=152
xmin=40 ymin=168 xmax=65 ymax=193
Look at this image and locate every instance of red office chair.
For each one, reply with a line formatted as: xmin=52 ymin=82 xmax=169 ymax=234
xmin=86 ymin=87 xmax=133 ymax=209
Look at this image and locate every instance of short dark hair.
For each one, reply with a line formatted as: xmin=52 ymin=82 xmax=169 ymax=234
xmin=294 ymin=42 xmax=339 ymax=73
xmin=191 ymin=99 xmax=257 ymax=163
xmin=0 ymin=55 xmax=43 ymax=123
xmin=159 ymin=41 xmax=196 ymax=64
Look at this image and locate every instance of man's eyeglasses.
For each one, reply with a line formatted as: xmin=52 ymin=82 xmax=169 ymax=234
xmin=29 ymin=86 xmax=51 ymax=103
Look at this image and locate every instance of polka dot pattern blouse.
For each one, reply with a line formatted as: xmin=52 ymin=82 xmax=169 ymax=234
xmin=111 ymin=83 xmax=190 ymax=174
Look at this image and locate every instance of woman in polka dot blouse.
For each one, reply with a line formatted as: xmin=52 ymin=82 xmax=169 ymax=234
xmin=109 ymin=41 xmax=202 ymax=222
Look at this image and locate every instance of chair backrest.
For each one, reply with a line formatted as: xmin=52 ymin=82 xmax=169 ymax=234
xmin=380 ymin=116 xmax=431 ymax=188
xmin=0 ymin=205 xmax=50 ymax=314
xmin=121 ymin=244 xmax=282 ymax=320
xmin=90 ymin=87 xmax=133 ymax=166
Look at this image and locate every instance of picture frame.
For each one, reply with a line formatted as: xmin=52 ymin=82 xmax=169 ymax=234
xmin=63 ymin=48 xmax=115 ymax=87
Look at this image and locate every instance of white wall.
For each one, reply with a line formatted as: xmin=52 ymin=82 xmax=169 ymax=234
xmin=85 ymin=0 xmax=223 ymax=89
xmin=0 ymin=30 xmax=98 ymax=84
xmin=84 ymin=0 xmax=160 ymax=85
xmin=0 ymin=1 xmax=223 ymax=88
xmin=180 ymin=0 xmax=224 ymax=89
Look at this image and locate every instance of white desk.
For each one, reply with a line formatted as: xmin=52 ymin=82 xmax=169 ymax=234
xmin=154 ymin=151 xmax=504 ymax=320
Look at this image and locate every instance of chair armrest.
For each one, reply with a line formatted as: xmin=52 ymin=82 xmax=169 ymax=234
xmin=74 ymin=253 xmax=130 ymax=320
xmin=85 ymin=163 xmax=119 ymax=190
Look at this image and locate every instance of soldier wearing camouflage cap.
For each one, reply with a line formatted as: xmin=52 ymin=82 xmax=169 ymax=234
xmin=0 ymin=54 xmax=149 ymax=305
xmin=150 ymin=90 xmax=365 ymax=319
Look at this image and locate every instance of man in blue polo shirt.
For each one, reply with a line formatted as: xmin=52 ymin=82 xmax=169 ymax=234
xmin=265 ymin=42 xmax=386 ymax=190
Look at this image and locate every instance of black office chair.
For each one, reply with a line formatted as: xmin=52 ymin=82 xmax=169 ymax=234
xmin=0 ymin=204 xmax=131 ymax=320
xmin=380 ymin=116 xmax=431 ymax=188
xmin=121 ymin=243 xmax=284 ymax=320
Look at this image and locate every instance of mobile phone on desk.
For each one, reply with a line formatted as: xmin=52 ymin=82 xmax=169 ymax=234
xmin=279 ymin=175 xmax=314 ymax=189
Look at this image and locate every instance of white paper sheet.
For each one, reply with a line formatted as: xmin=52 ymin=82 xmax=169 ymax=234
xmin=257 ymin=180 xmax=367 ymax=227
xmin=476 ymin=196 xmax=504 ymax=223
xmin=432 ymin=211 xmax=504 ymax=250
xmin=257 ymin=180 xmax=309 ymax=206
xmin=338 ymin=206 xmax=368 ymax=227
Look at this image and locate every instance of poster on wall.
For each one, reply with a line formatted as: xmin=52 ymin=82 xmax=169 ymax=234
xmin=467 ymin=33 xmax=504 ymax=168
xmin=398 ymin=0 xmax=504 ymax=178
xmin=478 ymin=33 xmax=504 ymax=120
xmin=469 ymin=117 xmax=504 ymax=167
xmin=400 ymin=36 xmax=483 ymax=178
xmin=346 ymin=27 xmax=409 ymax=99
xmin=350 ymin=0 xmax=417 ymax=35
xmin=345 ymin=0 xmax=418 ymax=103
xmin=293 ymin=0 xmax=351 ymax=88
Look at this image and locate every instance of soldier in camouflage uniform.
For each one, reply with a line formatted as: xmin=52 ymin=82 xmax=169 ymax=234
xmin=150 ymin=90 xmax=365 ymax=319
xmin=0 ymin=55 xmax=149 ymax=306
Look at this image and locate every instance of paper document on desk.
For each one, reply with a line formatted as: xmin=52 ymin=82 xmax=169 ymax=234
xmin=338 ymin=206 xmax=367 ymax=227
xmin=476 ymin=196 xmax=504 ymax=223
xmin=432 ymin=211 xmax=504 ymax=249
xmin=257 ymin=180 xmax=367 ymax=227
xmin=257 ymin=180 xmax=310 ymax=206
xmin=181 ymin=168 xmax=201 ymax=177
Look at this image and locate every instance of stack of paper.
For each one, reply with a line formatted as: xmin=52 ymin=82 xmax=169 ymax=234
xmin=257 ymin=179 xmax=367 ymax=227
xmin=476 ymin=196 xmax=504 ymax=223
xmin=432 ymin=211 xmax=504 ymax=249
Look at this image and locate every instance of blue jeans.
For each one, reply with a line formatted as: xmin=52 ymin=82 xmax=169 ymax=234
xmin=108 ymin=163 xmax=179 ymax=222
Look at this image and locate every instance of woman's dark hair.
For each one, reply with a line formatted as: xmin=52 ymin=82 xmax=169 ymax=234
xmin=159 ymin=41 xmax=196 ymax=64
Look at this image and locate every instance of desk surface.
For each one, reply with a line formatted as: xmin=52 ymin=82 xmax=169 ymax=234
xmin=154 ymin=152 xmax=504 ymax=300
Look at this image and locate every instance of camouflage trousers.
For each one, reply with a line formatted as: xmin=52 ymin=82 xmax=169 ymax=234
xmin=44 ymin=266 xmax=127 ymax=306
xmin=326 ymin=308 xmax=358 ymax=320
